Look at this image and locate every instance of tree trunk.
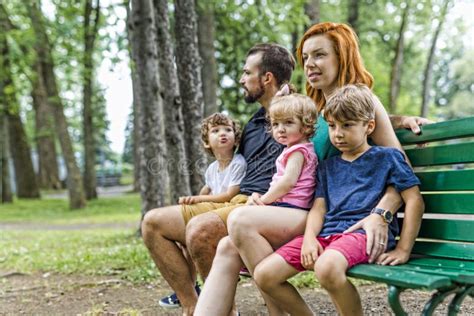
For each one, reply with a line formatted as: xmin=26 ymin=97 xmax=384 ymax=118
xmin=388 ymin=1 xmax=410 ymax=113
xmin=174 ymin=0 xmax=205 ymax=194
xmin=83 ymin=0 xmax=101 ymax=200
xmin=130 ymin=0 xmax=170 ymax=215
xmin=1 ymin=98 xmax=13 ymax=203
xmin=304 ymin=0 xmax=320 ymax=26
xmin=0 ymin=18 xmax=40 ymax=199
xmin=27 ymin=0 xmax=86 ymax=209
xmin=125 ymin=0 xmax=141 ymax=193
xmin=421 ymin=0 xmax=450 ymax=117
xmin=197 ymin=0 xmax=218 ymax=117
xmin=32 ymin=61 xmax=61 ymax=190
xmin=347 ymin=0 xmax=359 ymax=35
xmin=153 ymin=0 xmax=192 ymax=202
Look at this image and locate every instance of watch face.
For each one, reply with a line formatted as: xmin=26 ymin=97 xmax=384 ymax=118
xmin=384 ymin=211 xmax=393 ymax=222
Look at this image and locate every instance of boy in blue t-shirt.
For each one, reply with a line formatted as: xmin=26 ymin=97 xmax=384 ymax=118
xmin=252 ymin=84 xmax=425 ymax=316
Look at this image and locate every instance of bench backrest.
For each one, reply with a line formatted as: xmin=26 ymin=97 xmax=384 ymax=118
xmin=396 ymin=117 xmax=474 ymax=262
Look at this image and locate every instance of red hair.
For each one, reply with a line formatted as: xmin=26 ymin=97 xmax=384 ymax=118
xmin=296 ymin=22 xmax=374 ymax=112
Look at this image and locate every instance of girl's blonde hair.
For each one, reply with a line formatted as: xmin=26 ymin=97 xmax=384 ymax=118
xmin=269 ymin=93 xmax=318 ymax=139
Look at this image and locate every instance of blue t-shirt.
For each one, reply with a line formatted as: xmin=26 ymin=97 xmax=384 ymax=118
xmin=314 ymin=146 xmax=421 ymax=250
xmin=238 ymin=108 xmax=285 ymax=195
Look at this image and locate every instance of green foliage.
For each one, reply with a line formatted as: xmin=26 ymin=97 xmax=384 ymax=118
xmin=0 ymin=194 xmax=140 ymax=224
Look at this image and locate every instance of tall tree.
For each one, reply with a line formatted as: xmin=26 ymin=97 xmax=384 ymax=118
xmin=347 ymin=0 xmax=359 ymax=34
xmin=0 ymin=112 xmax=13 ymax=203
xmin=82 ymin=0 xmax=101 ymax=200
xmin=125 ymin=0 xmax=141 ymax=193
xmin=0 ymin=6 xmax=40 ymax=199
xmin=304 ymin=0 xmax=320 ymax=26
xmin=197 ymin=1 xmax=218 ymax=117
xmin=32 ymin=61 xmax=61 ymax=190
xmin=129 ymin=0 xmax=170 ymax=215
xmin=27 ymin=0 xmax=86 ymax=209
xmin=388 ymin=1 xmax=410 ymax=113
xmin=153 ymin=0 xmax=192 ymax=202
xmin=420 ymin=0 xmax=450 ymax=117
xmin=174 ymin=0 xmax=205 ymax=194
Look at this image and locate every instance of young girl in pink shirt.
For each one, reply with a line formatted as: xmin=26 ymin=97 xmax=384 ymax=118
xmin=251 ymin=87 xmax=318 ymax=210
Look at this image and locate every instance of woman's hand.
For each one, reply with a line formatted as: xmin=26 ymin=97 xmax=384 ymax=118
xmin=301 ymin=237 xmax=323 ymax=270
xmin=344 ymin=214 xmax=388 ymax=263
xmin=399 ymin=116 xmax=433 ymax=135
xmin=376 ymin=247 xmax=410 ymax=266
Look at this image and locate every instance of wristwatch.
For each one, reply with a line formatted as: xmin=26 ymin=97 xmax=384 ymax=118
xmin=371 ymin=207 xmax=393 ymax=224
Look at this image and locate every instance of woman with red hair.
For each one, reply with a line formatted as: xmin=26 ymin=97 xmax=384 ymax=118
xmin=195 ymin=22 xmax=427 ymax=315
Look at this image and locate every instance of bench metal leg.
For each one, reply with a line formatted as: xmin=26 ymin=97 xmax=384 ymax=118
xmin=388 ymin=285 xmax=407 ymax=316
xmin=448 ymin=286 xmax=474 ymax=316
xmin=422 ymin=287 xmax=459 ymax=316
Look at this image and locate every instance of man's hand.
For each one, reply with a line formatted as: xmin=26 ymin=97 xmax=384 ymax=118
xmin=344 ymin=214 xmax=388 ymax=263
xmin=178 ymin=196 xmax=200 ymax=204
xmin=246 ymin=192 xmax=265 ymax=205
xmin=400 ymin=116 xmax=433 ymax=135
xmin=376 ymin=247 xmax=410 ymax=266
xmin=301 ymin=237 xmax=323 ymax=270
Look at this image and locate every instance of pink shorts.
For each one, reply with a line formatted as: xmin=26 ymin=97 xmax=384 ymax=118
xmin=275 ymin=233 xmax=369 ymax=272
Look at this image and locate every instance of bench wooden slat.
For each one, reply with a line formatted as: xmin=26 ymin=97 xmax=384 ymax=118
xmin=406 ymin=142 xmax=474 ymax=166
xmin=408 ymin=258 xmax=474 ymax=272
xmin=412 ymin=241 xmax=474 ymax=260
xmin=421 ymin=193 xmax=474 ymax=214
xmin=396 ymin=117 xmax=474 ymax=144
xmin=417 ymin=219 xmax=474 ymax=242
xmin=417 ymin=169 xmax=474 ymax=191
xmin=347 ymin=264 xmax=452 ymax=290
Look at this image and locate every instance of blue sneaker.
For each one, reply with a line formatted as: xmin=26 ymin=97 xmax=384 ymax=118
xmin=158 ymin=283 xmax=201 ymax=309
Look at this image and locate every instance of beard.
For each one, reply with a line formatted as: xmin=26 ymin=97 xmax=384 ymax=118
xmin=243 ymin=81 xmax=265 ymax=103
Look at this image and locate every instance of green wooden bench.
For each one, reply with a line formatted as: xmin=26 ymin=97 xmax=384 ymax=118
xmin=347 ymin=117 xmax=474 ymax=315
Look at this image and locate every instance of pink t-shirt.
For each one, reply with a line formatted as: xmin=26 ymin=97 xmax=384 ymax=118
xmin=269 ymin=142 xmax=318 ymax=209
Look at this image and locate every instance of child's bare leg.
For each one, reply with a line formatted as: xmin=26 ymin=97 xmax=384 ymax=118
xmin=314 ymin=249 xmax=362 ymax=316
xmin=254 ymin=253 xmax=313 ymax=315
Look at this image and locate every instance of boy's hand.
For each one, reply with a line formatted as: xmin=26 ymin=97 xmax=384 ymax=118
xmin=376 ymin=248 xmax=410 ymax=266
xmin=301 ymin=237 xmax=323 ymax=270
xmin=178 ymin=196 xmax=200 ymax=204
xmin=344 ymin=214 xmax=388 ymax=263
xmin=246 ymin=193 xmax=265 ymax=205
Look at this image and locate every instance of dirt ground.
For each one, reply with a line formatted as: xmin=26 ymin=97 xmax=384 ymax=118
xmin=1 ymin=270 xmax=473 ymax=315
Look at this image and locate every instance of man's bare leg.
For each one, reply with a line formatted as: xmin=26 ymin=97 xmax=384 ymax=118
xmin=141 ymin=206 xmax=197 ymax=315
xmin=185 ymin=212 xmax=228 ymax=278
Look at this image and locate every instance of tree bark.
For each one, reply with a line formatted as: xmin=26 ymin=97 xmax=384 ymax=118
xmin=197 ymin=0 xmax=218 ymax=117
xmin=174 ymin=0 xmax=205 ymax=194
xmin=130 ymin=0 xmax=170 ymax=215
xmin=347 ymin=0 xmax=359 ymax=35
xmin=82 ymin=0 xmax=101 ymax=200
xmin=0 ymin=13 xmax=40 ymax=199
xmin=421 ymin=0 xmax=450 ymax=117
xmin=154 ymin=0 xmax=192 ymax=202
xmin=125 ymin=0 xmax=141 ymax=193
xmin=27 ymin=0 xmax=86 ymax=209
xmin=304 ymin=0 xmax=320 ymax=26
xmin=389 ymin=1 xmax=410 ymax=113
xmin=0 ymin=91 xmax=13 ymax=203
xmin=32 ymin=61 xmax=61 ymax=190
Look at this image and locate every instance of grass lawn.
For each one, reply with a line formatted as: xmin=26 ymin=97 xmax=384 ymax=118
xmin=0 ymin=194 xmax=141 ymax=224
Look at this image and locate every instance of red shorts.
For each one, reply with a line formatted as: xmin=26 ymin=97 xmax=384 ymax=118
xmin=275 ymin=233 xmax=369 ymax=272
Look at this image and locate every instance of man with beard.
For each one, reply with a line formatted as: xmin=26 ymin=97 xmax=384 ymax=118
xmin=141 ymin=43 xmax=295 ymax=315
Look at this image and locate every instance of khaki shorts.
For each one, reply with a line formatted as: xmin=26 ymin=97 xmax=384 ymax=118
xmin=181 ymin=194 xmax=248 ymax=226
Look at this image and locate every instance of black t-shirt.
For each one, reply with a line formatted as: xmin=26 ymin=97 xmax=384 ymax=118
xmin=238 ymin=107 xmax=285 ymax=195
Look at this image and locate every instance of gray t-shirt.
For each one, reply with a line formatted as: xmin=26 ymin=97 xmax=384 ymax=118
xmin=205 ymin=154 xmax=247 ymax=195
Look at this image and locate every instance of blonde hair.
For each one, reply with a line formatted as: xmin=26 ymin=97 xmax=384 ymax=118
xmin=324 ymin=84 xmax=375 ymax=123
xmin=201 ymin=113 xmax=241 ymax=157
xmin=269 ymin=93 xmax=318 ymax=139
